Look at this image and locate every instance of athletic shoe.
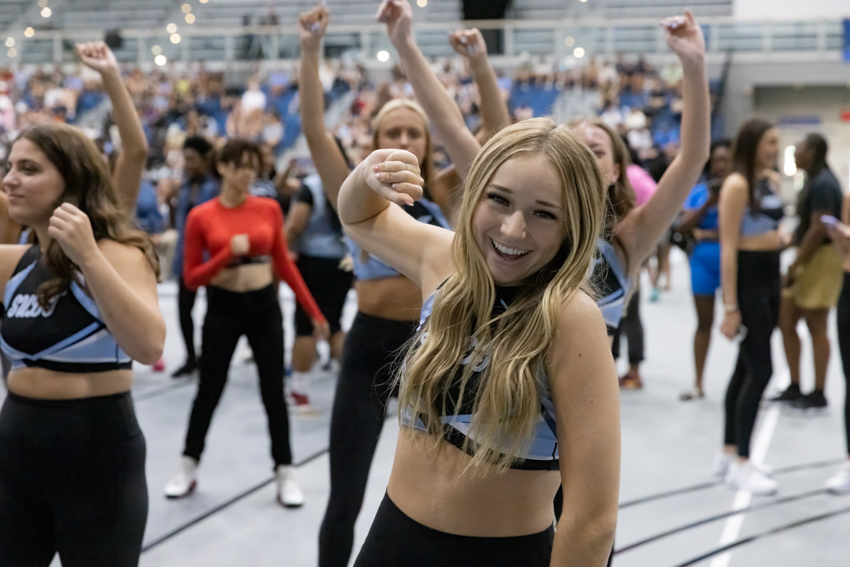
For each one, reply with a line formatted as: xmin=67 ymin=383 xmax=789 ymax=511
xmin=153 ymin=358 xmax=166 ymax=373
xmin=790 ymin=391 xmax=828 ymax=413
xmin=768 ymin=384 xmax=802 ymax=404
xmin=714 ymin=452 xmax=774 ymax=478
xmin=618 ymin=370 xmax=643 ymax=390
xmin=724 ymin=460 xmax=778 ymax=495
xmin=171 ymin=360 xmax=197 ymax=379
xmin=164 ymin=456 xmax=199 ymax=498
xmin=649 ymin=287 xmax=660 ymax=302
xmin=826 ymin=463 xmax=850 ymax=494
xmin=276 ymin=465 xmax=304 ymax=508
xmin=287 ymin=391 xmax=311 ymax=413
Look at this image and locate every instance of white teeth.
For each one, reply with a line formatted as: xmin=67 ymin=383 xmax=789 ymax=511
xmin=492 ymin=239 xmax=528 ymax=257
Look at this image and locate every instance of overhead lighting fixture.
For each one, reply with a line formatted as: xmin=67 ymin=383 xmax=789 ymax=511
xmin=170 ymin=33 xmax=181 ymax=44
xmin=41 ymin=6 xmax=52 ymax=17
xmin=154 ymin=54 xmax=167 ymax=66
xmin=5 ymin=38 xmax=14 ymax=48
xmin=417 ymin=0 xmax=427 ymax=6
xmin=564 ymin=36 xmax=575 ymax=47
xmin=24 ymin=27 xmax=34 ymax=37
xmin=185 ymin=13 xmax=195 ymax=23
xmin=573 ymin=47 xmax=585 ymax=58
xmin=38 ymin=0 xmax=48 ymax=6
xmin=7 ymin=48 xmax=16 ymax=58
xmin=151 ymin=45 xmax=162 ymax=55
xmin=376 ymin=50 xmax=390 ymax=62
xmin=182 ymin=4 xmax=192 ymax=13
xmin=166 ymin=23 xmax=177 ymax=33
xmin=199 ymin=0 xmax=209 ymax=3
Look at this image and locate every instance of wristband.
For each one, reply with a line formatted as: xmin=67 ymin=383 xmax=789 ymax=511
xmin=724 ymin=304 xmax=739 ymax=314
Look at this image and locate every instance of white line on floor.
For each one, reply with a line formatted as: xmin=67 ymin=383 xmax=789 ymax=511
xmin=709 ymin=370 xmax=786 ymax=567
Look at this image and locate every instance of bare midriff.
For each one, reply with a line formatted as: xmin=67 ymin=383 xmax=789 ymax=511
xmin=387 ymin=427 xmax=561 ymax=537
xmin=356 ymin=275 xmax=423 ymax=321
xmin=7 ymin=367 xmax=133 ymax=400
xmin=737 ymin=230 xmax=782 ymax=252
xmin=209 ymin=263 xmax=274 ymax=292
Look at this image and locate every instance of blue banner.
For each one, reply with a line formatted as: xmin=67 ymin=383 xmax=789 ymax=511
xmin=844 ymin=19 xmax=850 ymax=62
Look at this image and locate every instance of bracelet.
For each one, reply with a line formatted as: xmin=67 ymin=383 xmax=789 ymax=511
xmin=724 ymin=304 xmax=739 ymax=314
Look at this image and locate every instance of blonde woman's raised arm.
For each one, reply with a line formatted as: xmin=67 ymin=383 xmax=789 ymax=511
xmin=77 ymin=42 xmax=148 ymax=214
xmin=379 ymin=0 xmax=482 ymax=178
xmin=298 ymin=4 xmax=352 ymax=209
xmin=618 ymin=11 xmax=710 ymax=271
xmin=339 ymin=149 xmax=454 ymax=292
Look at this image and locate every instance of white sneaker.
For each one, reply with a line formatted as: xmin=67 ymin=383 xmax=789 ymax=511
xmin=714 ymin=452 xmax=774 ymax=478
xmin=164 ymin=456 xmax=199 ymax=499
xmin=713 ymin=452 xmax=735 ymax=478
xmin=826 ymin=463 xmax=850 ymax=495
xmin=276 ymin=465 xmax=304 ymax=508
xmin=724 ymin=460 xmax=778 ymax=495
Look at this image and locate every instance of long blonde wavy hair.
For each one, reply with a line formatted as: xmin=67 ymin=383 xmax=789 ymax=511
xmin=397 ymin=118 xmax=606 ymax=472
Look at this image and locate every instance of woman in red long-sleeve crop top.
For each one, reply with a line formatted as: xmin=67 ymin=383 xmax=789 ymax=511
xmin=165 ymin=139 xmax=328 ymax=508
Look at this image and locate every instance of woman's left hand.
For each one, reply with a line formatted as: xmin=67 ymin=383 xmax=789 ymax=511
xmin=76 ymin=41 xmax=120 ymax=78
xmin=48 ymin=203 xmax=100 ymax=268
xmin=661 ymin=11 xmax=705 ymax=65
xmin=377 ymin=0 xmax=413 ymax=47
xmin=312 ymin=318 xmax=331 ymax=340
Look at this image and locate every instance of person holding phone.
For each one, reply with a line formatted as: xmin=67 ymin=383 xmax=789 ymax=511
xmin=772 ymin=134 xmax=843 ymax=411
xmin=716 ymin=118 xmax=785 ymax=495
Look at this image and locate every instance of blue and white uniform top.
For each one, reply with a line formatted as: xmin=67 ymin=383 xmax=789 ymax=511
xmin=294 ymin=174 xmax=346 ymax=259
xmin=1 ymin=245 xmax=131 ymax=373
xmin=401 ymin=283 xmax=559 ymax=471
xmin=740 ymin=177 xmax=783 ymax=237
xmin=348 ymin=198 xmax=450 ymax=281
xmin=593 ymin=238 xmax=631 ymax=336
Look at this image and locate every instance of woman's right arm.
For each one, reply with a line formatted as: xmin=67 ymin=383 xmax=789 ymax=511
xmin=380 ymin=0 xmax=482 ymax=177
xmin=339 ymin=149 xmax=454 ymax=293
xmin=718 ymin=173 xmax=748 ymax=340
xmin=549 ymin=293 xmax=620 ymax=567
xmin=298 ymin=5 xmax=352 ymax=209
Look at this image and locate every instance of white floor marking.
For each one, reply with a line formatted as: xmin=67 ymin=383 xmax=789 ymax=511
xmin=709 ymin=370 xmax=786 ymax=567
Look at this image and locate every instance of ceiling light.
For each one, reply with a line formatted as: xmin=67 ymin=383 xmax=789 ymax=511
xmin=573 ymin=47 xmax=585 ymax=58
xmin=185 ymin=13 xmax=195 ymax=23
xmin=151 ymin=45 xmax=161 ymax=55
xmin=41 ymin=7 xmax=52 ymax=17
xmin=154 ymin=54 xmax=167 ymax=66
xmin=170 ymin=33 xmax=181 ymax=44
xmin=5 ymin=38 xmax=14 ymax=48
xmin=24 ymin=27 xmax=34 ymax=38
xmin=376 ymin=50 xmax=389 ymax=62
xmin=166 ymin=23 xmax=177 ymax=33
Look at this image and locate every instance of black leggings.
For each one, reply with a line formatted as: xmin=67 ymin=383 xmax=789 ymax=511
xmin=724 ymin=251 xmax=780 ymax=458
xmin=319 ymin=311 xmax=416 ymax=567
xmin=0 ymin=391 xmax=147 ymax=566
xmin=836 ymin=272 xmax=850 ymax=455
xmin=611 ymin=285 xmax=644 ymax=365
xmin=178 ymin=277 xmax=198 ymax=364
xmin=183 ymin=284 xmax=292 ymax=467
xmin=354 ymin=492 xmax=554 ymax=567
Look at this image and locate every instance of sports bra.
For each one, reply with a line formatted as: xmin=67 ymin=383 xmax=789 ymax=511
xmin=593 ymin=238 xmax=631 ymax=336
xmin=348 ymin=198 xmax=450 ymax=281
xmin=740 ymin=177 xmax=783 ymax=237
xmin=401 ymin=282 xmax=559 ymax=471
xmin=1 ymin=245 xmax=131 ymax=373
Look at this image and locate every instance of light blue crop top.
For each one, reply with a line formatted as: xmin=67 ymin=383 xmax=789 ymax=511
xmin=296 ymin=174 xmax=346 ymax=259
xmin=400 ymin=283 xmax=559 ymax=470
xmin=348 ymin=198 xmax=450 ymax=281
xmin=740 ymin=177 xmax=783 ymax=237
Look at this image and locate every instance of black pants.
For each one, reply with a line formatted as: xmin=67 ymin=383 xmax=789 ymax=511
xmin=611 ymin=286 xmax=644 ymax=365
xmin=724 ymin=251 xmax=780 ymax=458
xmin=294 ymin=255 xmax=353 ymax=337
xmin=836 ymin=272 xmax=850 ymax=454
xmin=354 ymin=492 xmax=554 ymax=567
xmin=183 ymin=284 xmax=292 ymax=467
xmin=178 ymin=277 xmax=198 ymax=364
xmin=319 ymin=312 xmax=416 ymax=567
xmin=0 ymin=391 xmax=147 ymax=566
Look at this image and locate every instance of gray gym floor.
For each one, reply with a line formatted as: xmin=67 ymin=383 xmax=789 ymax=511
xmin=3 ymin=248 xmax=849 ymax=566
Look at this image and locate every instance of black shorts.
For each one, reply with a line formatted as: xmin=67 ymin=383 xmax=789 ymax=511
xmin=294 ymin=254 xmax=353 ymax=337
xmin=354 ymin=493 xmax=554 ymax=567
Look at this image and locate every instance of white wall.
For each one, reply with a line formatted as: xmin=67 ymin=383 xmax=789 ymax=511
xmin=734 ymin=0 xmax=850 ymax=20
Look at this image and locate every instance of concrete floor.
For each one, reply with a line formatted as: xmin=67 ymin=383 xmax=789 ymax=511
xmin=5 ymin=248 xmax=850 ymax=566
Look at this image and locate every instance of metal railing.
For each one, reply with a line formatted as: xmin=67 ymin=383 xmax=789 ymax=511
xmin=0 ymin=16 xmax=843 ymax=66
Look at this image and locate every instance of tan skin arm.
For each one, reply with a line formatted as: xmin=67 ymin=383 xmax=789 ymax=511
xmin=548 ymin=294 xmax=620 ymax=566
xmin=718 ymin=173 xmax=748 ymax=340
xmin=76 ymin=42 xmax=148 ymax=215
xmin=298 ymin=5 xmax=353 ymax=210
xmin=615 ymin=12 xmax=710 ymax=272
xmin=338 ymin=149 xmax=454 ymax=292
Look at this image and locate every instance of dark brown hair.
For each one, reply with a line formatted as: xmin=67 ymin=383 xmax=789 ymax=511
xmin=216 ymin=138 xmax=263 ymax=172
xmin=14 ymin=123 xmax=160 ymax=308
xmin=731 ymin=118 xmax=774 ymax=211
